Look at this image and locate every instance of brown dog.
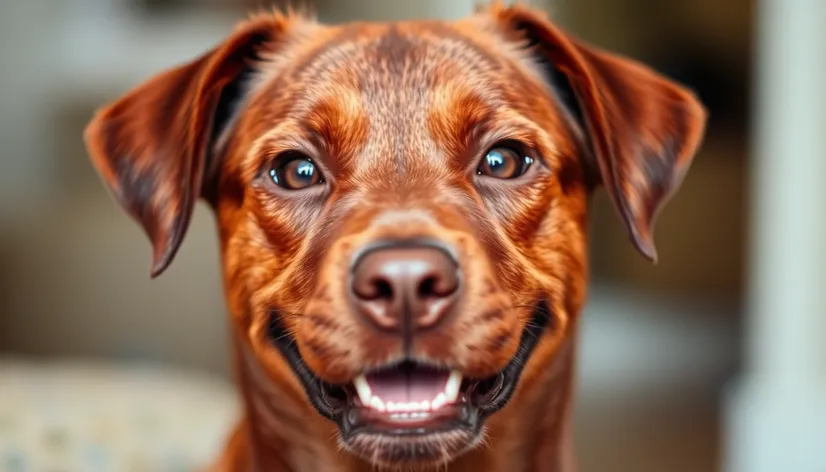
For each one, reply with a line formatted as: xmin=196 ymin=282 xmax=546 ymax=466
xmin=84 ymin=3 xmax=705 ymax=471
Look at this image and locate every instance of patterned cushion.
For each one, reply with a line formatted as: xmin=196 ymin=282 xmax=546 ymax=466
xmin=0 ymin=359 xmax=239 ymax=472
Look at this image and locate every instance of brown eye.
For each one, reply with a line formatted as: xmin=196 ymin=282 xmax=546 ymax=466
xmin=268 ymin=153 xmax=323 ymax=190
xmin=477 ymin=145 xmax=534 ymax=179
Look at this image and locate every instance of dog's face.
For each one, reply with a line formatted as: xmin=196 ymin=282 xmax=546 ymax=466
xmin=85 ymin=5 xmax=705 ymax=468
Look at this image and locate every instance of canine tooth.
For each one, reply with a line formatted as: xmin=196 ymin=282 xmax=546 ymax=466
xmin=370 ymin=396 xmax=386 ymax=412
xmin=432 ymin=393 xmax=447 ymax=410
xmin=353 ymin=375 xmax=372 ymax=406
xmin=445 ymin=370 xmax=463 ymax=402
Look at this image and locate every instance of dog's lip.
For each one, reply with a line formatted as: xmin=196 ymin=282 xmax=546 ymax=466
xmin=267 ymin=299 xmax=551 ymax=427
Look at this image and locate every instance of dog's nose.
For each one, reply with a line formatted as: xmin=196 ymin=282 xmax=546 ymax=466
xmin=351 ymin=245 xmax=460 ymax=333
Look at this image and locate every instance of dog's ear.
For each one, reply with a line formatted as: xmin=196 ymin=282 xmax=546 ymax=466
xmin=493 ymin=7 xmax=707 ymax=262
xmin=84 ymin=14 xmax=291 ymax=277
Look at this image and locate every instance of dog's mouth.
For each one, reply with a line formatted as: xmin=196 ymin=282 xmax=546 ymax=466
xmin=268 ymin=300 xmax=550 ymax=464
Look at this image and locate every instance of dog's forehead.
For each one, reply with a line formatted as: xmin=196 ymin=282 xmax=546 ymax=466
xmin=246 ymin=18 xmax=551 ymax=178
xmin=265 ymin=18 xmax=528 ymax=91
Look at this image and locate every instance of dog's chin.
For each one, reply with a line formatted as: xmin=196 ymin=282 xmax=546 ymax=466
xmin=268 ymin=300 xmax=551 ymax=467
xmin=338 ymin=418 xmax=483 ymax=468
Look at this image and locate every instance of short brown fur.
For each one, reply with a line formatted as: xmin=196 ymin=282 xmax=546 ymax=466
xmin=85 ymin=5 xmax=706 ymax=472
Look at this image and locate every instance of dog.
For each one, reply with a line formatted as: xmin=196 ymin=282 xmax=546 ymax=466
xmin=84 ymin=3 xmax=706 ymax=471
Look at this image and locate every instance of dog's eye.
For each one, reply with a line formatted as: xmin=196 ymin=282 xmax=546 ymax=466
xmin=268 ymin=153 xmax=324 ymax=190
xmin=477 ymin=145 xmax=534 ymax=180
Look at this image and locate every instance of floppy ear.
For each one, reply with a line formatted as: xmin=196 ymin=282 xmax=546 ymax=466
xmin=494 ymin=7 xmax=707 ymax=262
xmin=84 ymin=14 xmax=289 ymax=277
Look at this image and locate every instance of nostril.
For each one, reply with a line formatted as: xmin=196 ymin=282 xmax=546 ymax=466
xmin=370 ymin=278 xmax=394 ymax=300
xmin=354 ymin=276 xmax=394 ymax=301
xmin=418 ymin=276 xmax=437 ymax=298
xmin=417 ymin=274 xmax=458 ymax=299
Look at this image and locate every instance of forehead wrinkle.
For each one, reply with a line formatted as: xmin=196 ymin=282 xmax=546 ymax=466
xmin=301 ymin=87 xmax=368 ymax=173
xmin=428 ymin=81 xmax=562 ymax=165
xmin=428 ymin=82 xmax=496 ymax=167
xmin=351 ymin=26 xmax=507 ymax=181
xmin=342 ymin=27 xmax=427 ymax=181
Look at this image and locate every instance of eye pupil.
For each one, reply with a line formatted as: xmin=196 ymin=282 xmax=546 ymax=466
xmin=296 ymin=161 xmax=315 ymax=178
xmin=486 ymin=151 xmax=505 ymax=169
xmin=268 ymin=153 xmax=324 ymax=190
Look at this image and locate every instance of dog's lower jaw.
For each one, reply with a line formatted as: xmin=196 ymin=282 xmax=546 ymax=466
xmin=219 ymin=332 xmax=579 ymax=472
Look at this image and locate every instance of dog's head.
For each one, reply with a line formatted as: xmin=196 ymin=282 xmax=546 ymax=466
xmin=85 ymin=5 xmax=705 ymax=468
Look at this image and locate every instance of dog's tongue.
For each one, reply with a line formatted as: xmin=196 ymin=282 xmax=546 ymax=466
xmin=366 ymin=366 xmax=450 ymax=403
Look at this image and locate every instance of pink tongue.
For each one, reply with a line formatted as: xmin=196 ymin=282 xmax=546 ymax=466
xmin=366 ymin=367 xmax=450 ymax=403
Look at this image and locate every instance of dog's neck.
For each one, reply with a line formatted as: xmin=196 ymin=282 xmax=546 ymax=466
xmin=223 ymin=331 xmax=577 ymax=472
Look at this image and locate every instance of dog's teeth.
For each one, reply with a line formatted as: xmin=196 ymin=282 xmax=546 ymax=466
xmin=370 ymin=396 xmax=386 ymax=412
xmin=445 ymin=370 xmax=462 ymax=402
xmin=358 ymin=371 xmax=464 ymax=415
xmin=431 ymin=392 xmax=447 ymax=410
xmin=353 ymin=374 xmax=372 ymax=406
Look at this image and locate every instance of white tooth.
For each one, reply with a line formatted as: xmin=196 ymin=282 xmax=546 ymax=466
xmin=420 ymin=400 xmax=430 ymax=411
xmin=370 ymin=396 xmax=386 ymax=412
xmin=445 ymin=371 xmax=463 ymax=402
xmin=387 ymin=401 xmax=398 ymax=412
xmin=353 ymin=375 xmax=372 ymax=406
xmin=432 ymin=393 xmax=447 ymax=410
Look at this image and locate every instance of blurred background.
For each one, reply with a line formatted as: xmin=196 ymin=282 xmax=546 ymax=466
xmin=1 ymin=0 xmax=823 ymax=471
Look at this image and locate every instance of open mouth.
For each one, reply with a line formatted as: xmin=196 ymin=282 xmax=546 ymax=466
xmin=268 ymin=300 xmax=551 ymax=462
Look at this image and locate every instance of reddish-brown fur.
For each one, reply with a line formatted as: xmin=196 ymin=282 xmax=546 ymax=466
xmin=84 ymin=4 xmax=706 ymax=471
